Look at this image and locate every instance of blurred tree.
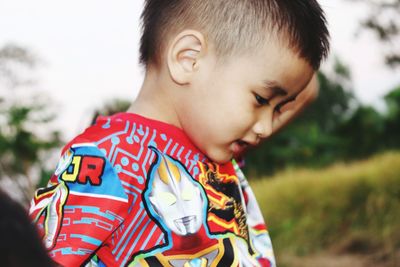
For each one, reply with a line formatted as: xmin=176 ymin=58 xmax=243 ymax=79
xmin=0 ymin=44 xmax=61 ymax=203
xmin=0 ymin=44 xmax=36 ymax=88
xmin=385 ymin=85 xmax=400 ymax=120
xmin=336 ymin=105 xmax=385 ymax=158
xmin=333 ymin=85 xmax=400 ymax=159
xmin=383 ymin=85 xmax=400 ymax=148
xmin=349 ymin=0 xmax=400 ymax=68
xmin=299 ymin=60 xmax=355 ymax=132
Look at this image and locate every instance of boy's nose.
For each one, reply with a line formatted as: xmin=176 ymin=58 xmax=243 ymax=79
xmin=252 ymin=113 xmax=273 ymax=139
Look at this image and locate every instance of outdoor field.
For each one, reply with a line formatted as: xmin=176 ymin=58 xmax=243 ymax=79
xmin=252 ymin=152 xmax=400 ymax=267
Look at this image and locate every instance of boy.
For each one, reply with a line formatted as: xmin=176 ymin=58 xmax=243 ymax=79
xmin=30 ymin=0 xmax=329 ymax=266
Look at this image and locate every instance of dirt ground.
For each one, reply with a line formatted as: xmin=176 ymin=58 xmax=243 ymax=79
xmin=277 ymin=250 xmax=400 ymax=267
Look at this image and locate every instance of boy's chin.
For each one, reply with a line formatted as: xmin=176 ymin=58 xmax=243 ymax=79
xmin=203 ymin=149 xmax=234 ymax=165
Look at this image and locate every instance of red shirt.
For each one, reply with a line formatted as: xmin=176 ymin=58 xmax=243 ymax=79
xmin=30 ymin=113 xmax=275 ymax=267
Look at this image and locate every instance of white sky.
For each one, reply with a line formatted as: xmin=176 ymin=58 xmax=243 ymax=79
xmin=1 ymin=0 xmax=399 ymax=140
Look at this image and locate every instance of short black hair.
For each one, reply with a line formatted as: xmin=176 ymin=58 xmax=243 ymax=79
xmin=139 ymin=0 xmax=330 ymax=70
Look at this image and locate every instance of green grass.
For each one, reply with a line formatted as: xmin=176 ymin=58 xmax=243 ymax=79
xmin=251 ymin=151 xmax=400 ymax=256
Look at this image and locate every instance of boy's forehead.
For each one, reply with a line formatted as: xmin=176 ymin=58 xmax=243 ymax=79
xmin=230 ymin=36 xmax=313 ymax=88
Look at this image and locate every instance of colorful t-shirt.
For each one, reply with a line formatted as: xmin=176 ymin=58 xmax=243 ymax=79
xmin=30 ymin=113 xmax=275 ymax=267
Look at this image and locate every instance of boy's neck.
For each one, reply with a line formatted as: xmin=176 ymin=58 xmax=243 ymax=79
xmin=127 ymin=68 xmax=182 ymax=129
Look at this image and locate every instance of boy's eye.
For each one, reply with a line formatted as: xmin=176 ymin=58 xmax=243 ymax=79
xmin=255 ymin=94 xmax=270 ymax=106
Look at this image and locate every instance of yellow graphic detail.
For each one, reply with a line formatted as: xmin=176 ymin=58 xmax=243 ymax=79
xmin=42 ymin=182 xmax=69 ymax=248
xmin=33 ymin=184 xmax=58 ymax=202
xmin=158 ymin=155 xmax=181 ymax=184
xmin=198 ymin=163 xmax=249 ymax=240
xmin=61 ymin=156 xmax=81 ymax=182
xmin=207 ymin=214 xmax=240 ymax=233
xmin=135 ymin=237 xmax=238 ymax=267
xmin=198 ymin=164 xmax=238 ymax=189
xmin=198 ymin=164 xmax=238 ymax=208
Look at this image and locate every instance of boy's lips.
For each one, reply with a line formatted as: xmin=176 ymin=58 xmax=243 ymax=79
xmin=232 ymin=139 xmax=257 ymax=155
xmin=231 ymin=142 xmax=245 ymax=155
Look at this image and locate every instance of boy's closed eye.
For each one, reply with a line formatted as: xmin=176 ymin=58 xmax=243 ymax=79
xmin=254 ymin=94 xmax=270 ymax=106
xmin=254 ymin=90 xmax=293 ymax=112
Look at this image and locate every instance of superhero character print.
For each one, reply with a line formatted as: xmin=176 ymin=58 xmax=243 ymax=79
xmin=145 ymin=147 xmax=206 ymax=236
xmin=131 ymin=148 xmax=239 ymax=267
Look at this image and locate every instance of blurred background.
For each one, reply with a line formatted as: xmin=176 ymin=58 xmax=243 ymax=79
xmin=0 ymin=0 xmax=399 ymax=266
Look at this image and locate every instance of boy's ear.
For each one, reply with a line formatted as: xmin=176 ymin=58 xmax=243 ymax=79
xmin=167 ymin=30 xmax=205 ymax=85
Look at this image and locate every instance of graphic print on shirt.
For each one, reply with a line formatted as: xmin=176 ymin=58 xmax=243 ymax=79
xmin=30 ymin=114 xmax=275 ymax=266
xmin=30 ymin=181 xmax=69 ymax=249
xmin=130 ymin=147 xmax=239 ymax=267
xmin=198 ymin=163 xmax=249 ymax=241
xmin=30 ymin=144 xmax=128 ymax=257
xmin=144 ymin=146 xmax=206 ymax=237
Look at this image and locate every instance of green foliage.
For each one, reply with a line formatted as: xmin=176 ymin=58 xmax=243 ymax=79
xmin=0 ymin=104 xmax=60 ymax=176
xmin=251 ymin=151 xmax=400 ymax=256
xmin=336 ymin=106 xmax=385 ymax=158
xmin=383 ymin=86 xmax=400 ymax=150
xmin=385 ymin=86 xmax=400 ymax=120
xmin=336 ymin=85 xmax=400 ymax=157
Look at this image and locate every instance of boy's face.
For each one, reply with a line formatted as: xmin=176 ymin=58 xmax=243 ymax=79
xmin=175 ymin=39 xmax=314 ymax=164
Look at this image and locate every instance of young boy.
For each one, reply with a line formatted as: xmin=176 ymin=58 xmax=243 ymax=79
xmin=30 ymin=0 xmax=329 ymax=266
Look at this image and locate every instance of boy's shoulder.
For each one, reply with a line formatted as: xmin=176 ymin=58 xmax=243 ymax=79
xmin=61 ymin=113 xmax=130 ymax=154
xmin=60 ymin=112 xmax=208 ymax=180
xmin=63 ymin=112 xmax=200 ymax=152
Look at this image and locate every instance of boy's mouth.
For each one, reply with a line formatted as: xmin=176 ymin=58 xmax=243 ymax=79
xmin=232 ymin=140 xmax=250 ymax=155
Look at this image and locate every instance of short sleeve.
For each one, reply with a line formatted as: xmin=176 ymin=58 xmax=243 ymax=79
xmin=30 ymin=143 xmax=129 ymax=266
xmin=232 ymin=160 xmax=276 ymax=267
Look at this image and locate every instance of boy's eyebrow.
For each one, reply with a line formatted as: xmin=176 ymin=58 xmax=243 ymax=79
xmin=262 ymin=80 xmax=288 ymax=96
